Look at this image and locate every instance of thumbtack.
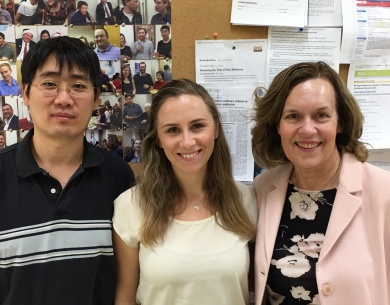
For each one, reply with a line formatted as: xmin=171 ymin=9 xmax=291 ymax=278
xmin=213 ymin=32 xmax=218 ymax=39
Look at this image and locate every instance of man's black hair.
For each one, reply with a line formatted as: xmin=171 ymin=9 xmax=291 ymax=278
xmin=21 ymin=36 xmax=101 ymax=99
xmin=77 ymin=0 xmax=88 ymax=8
xmin=160 ymin=25 xmax=170 ymax=32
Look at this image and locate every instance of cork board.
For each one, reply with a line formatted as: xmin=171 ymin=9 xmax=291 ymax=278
xmin=172 ymin=0 xmax=349 ymax=83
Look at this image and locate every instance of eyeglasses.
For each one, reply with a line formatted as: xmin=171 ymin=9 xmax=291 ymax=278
xmin=31 ymin=81 xmax=95 ymax=97
xmin=94 ymin=34 xmax=106 ymax=39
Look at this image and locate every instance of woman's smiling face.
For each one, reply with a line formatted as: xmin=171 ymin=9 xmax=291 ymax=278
xmin=157 ymin=94 xmax=218 ymax=180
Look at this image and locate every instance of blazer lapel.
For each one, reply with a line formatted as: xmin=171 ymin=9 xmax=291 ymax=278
xmin=319 ymin=153 xmax=362 ymax=261
xmin=264 ymin=164 xmax=292 ymax=262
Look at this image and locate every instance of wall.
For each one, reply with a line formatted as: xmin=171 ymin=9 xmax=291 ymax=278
xmin=172 ymin=0 xmax=349 ymax=83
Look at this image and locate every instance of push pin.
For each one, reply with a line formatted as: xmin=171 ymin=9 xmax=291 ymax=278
xmin=213 ymin=32 xmax=218 ymax=39
xmin=256 ymin=86 xmax=266 ymax=98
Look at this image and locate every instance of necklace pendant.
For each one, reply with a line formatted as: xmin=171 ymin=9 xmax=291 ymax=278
xmin=193 ymin=205 xmax=200 ymax=212
xmin=300 ymin=201 xmax=310 ymax=211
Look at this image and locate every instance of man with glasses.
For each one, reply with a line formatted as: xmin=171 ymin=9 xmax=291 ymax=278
xmin=16 ymin=28 xmax=36 ymax=61
xmin=0 ymin=36 xmax=135 ymax=304
xmin=94 ymin=27 xmax=120 ymax=60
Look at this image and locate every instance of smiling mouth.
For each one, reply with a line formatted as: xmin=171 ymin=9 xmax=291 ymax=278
xmin=179 ymin=150 xmax=201 ymax=159
xmin=52 ymin=113 xmax=74 ymax=119
xmin=296 ymin=142 xmax=321 ymax=149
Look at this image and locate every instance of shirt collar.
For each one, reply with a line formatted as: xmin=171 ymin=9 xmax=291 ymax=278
xmin=17 ymin=129 xmax=105 ymax=177
xmin=4 ymin=114 xmax=14 ymax=124
xmin=96 ymin=43 xmax=112 ymax=53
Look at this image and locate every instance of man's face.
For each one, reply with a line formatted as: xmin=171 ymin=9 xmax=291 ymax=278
xmin=0 ymin=65 xmax=12 ymax=82
xmin=154 ymin=0 xmax=166 ymax=12
xmin=137 ymin=29 xmax=146 ymax=41
xmin=94 ymin=29 xmax=108 ymax=49
xmin=0 ymin=36 xmax=4 ymax=47
xmin=125 ymin=96 xmax=133 ymax=105
xmin=126 ymin=0 xmax=139 ymax=11
xmin=101 ymin=0 xmax=107 ymax=4
xmin=107 ymin=137 xmax=115 ymax=149
xmin=2 ymin=105 xmax=13 ymax=119
xmin=139 ymin=64 xmax=146 ymax=74
xmin=22 ymin=32 xmax=33 ymax=43
xmin=80 ymin=5 xmax=88 ymax=15
xmin=160 ymin=28 xmax=170 ymax=40
xmin=134 ymin=140 xmax=142 ymax=151
xmin=22 ymin=55 xmax=99 ymax=141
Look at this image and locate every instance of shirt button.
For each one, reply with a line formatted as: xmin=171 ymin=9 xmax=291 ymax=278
xmin=322 ymin=284 xmax=334 ymax=296
xmin=50 ymin=188 xmax=56 ymax=194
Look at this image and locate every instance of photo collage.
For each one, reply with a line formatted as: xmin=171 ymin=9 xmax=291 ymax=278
xmin=0 ymin=0 xmax=172 ymax=163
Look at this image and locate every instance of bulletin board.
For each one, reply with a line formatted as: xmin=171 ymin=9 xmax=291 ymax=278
xmin=172 ymin=0 xmax=349 ymax=83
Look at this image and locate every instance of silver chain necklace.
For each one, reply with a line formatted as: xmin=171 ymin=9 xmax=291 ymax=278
xmin=294 ymin=161 xmax=341 ymax=211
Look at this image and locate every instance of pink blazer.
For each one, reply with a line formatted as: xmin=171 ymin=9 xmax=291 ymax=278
xmin=253 ymin=153 xmax=390 ymax=305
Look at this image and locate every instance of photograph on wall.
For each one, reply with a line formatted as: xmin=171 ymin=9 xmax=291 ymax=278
xmin=0 ymin=0 xmax=172 ymax=167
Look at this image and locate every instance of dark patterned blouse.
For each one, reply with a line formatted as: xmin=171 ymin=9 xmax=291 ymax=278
xmin=266 ymin=183 xmax=337 ymax=305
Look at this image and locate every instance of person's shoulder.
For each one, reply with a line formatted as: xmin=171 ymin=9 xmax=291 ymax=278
xmin=150 ymin=13 xmax=158 ymax=24
xmin=342 ymin=153 xmax=390 ymax=182
xmin=114 ymin=184 xmax=139 ymax=205
xmin=253 ymin=163 xmax=291 ymax=190
xmin=89 ymin=143 xmax=124 ymax=166
xmin=362 ymin=160 xmax=390 ymax=181
xmin=235 ymin=181 xmax=255 ymax=198
xmin=235 ymin=181 xmax=257 ymax=222
xmin=0 ymin=143 xmax=18 ymax=156
xmin=109 ymin=44 xmax=120 ymax=51
xmin=0 ymin=143 xmax=18 ymax=170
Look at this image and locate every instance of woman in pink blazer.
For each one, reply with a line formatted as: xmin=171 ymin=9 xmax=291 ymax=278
xmin=251 ymin=61 xmax=390 ymax=305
